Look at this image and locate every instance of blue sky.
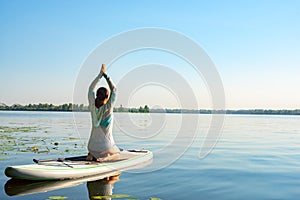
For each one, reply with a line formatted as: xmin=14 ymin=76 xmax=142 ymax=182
xmin=0 ymin=0 xmax=299 ymax=109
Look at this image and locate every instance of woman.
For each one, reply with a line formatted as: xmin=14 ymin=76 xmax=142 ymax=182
xmin=87 ymin=64 xmax=120 ymax=162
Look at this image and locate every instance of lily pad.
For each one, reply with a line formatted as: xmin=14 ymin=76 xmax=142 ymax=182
xmin=92 ymin=194 xmax=131 ymax=199
xmin=47 ymin=196 xmax=68 ymax=200
xmin=0 ymin=126 xmax=39 ymax=133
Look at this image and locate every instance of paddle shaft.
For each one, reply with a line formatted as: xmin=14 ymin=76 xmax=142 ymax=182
xmin=33 ymin=158 xmax=73 ymax=168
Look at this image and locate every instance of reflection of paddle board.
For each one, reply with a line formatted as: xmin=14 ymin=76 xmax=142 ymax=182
xmin=5 ymin=150 xmax=152 ymax=180
xmin=5 ymin=171 xmax=120 ymax=197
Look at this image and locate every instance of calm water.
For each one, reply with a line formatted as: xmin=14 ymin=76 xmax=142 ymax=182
xmin=0 ymin=111 xmax=300 ymax=199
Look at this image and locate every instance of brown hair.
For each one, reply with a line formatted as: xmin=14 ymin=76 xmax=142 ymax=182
xmin=95 ymin=87 xmax=109 ymax=108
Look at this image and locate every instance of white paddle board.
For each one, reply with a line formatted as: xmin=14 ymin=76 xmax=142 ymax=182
xmin=5 ymin=149 xmax=152 ymax=180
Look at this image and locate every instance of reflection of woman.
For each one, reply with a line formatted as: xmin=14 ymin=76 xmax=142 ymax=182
xmin=87 ymin=64 xmax=120 ymax=162
xmin=87 ymin=174 xmax=120 ymax=200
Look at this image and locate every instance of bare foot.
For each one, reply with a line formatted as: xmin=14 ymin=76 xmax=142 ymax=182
xmin=86 ymin=153 xmax=94 ymax=161
xmin=96 ymin=153 xmax=120 ymax=162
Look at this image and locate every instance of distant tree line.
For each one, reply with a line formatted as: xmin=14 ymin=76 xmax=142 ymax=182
xmin=113 ymin=105 xmax=150 ymax=113
xmin=0 ymin=103 xmax=150 ymax=113
xmin=225 ymin=109 xmax=300 ymax=115
xmin=0 ymin=103 xmax=299 ymax=115
xmin=0 ymin=103 xmax=80 ymax=112
xmin=152 ymin=109 xmax=300 ymax=115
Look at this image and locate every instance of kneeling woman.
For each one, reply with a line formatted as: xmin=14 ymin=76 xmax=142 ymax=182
xmin=87 ymin=64 xmax=120 ymax=162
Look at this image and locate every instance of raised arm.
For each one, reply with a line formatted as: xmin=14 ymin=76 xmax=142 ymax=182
xmin=102 ymin=73 xmax=117 ymax=105
xmin=88 ymin=72 xmax=103 ymax=106
xmin=103 ymin=73 xmax=116 ymax=92
xmin=88 ymin=65 xmax=106 ymax=128
xmin=88 ymin=64 xmax=106 ymax=107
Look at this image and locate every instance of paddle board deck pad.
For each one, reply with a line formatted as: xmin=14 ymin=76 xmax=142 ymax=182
xmin=5 ymin=150 xmax=153 ymax=180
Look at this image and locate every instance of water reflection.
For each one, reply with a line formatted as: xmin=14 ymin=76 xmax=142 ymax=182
xmin=5 ymin=172 xmax=121 ymax=197
xmin=87 ymin=174 xmax=121 ymax=200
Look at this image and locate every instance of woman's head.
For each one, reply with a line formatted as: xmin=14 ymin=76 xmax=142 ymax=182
xmin=95 ymin=87 xmax=109 ymax=108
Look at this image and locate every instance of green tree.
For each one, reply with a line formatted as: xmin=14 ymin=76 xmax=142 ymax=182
xmin=144 ymin=105 xmax=150 ymax=113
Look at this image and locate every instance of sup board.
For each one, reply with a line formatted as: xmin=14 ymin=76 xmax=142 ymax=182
xmin=5 ymin=149 xmax=152 ymax=180
xmin=5 ymin=159 xmax=152 ymax=197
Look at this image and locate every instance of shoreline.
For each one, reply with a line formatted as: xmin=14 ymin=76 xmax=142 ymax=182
xmin=0 ymin=105 xmax=300 ymax=116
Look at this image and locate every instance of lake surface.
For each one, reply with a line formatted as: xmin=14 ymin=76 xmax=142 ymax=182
xmin=1 ymin=111 xmax=300 ymax=199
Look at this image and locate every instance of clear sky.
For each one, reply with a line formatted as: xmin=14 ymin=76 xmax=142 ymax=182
xmin=0 ymin=0 xmax=299 ymax=109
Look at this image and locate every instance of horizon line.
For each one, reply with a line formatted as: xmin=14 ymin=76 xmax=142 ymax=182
xmin=0 ymin=102 xmax=299 ymax=111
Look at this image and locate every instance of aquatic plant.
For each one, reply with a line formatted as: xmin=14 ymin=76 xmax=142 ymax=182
xmin=92 ymin=194 xmax=130 ymax=199
xmin=91 ymin=194 xmax=161 ymax=200
xmin=0 ymin=125 xmax=85 ymax=160
xmin=47 ymin=196 xmax=68 ymax=200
